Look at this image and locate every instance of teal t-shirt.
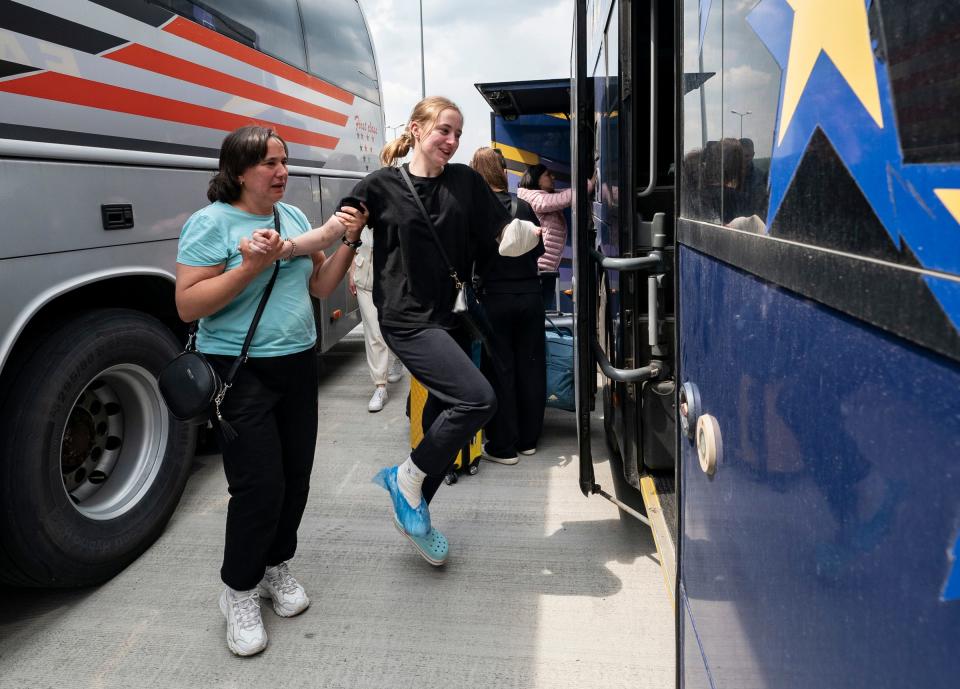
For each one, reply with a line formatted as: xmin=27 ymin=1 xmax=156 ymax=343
xmin=177 ymin=201 xmax=316 ymax=357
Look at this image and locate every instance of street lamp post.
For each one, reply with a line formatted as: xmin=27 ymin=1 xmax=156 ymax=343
xmin=730 ymin=109 xmax=752 ymax=139
xmin=419 ymin=0 xmax=426 ymax=98
xmin=386 ymin=123 xmax=406 ymax=140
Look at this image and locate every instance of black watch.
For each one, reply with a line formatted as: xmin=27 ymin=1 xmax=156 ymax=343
xmin=341 ymin=234 xmax=362 ymax=250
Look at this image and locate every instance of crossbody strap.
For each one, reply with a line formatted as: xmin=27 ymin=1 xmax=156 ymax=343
xmin=188 ymin=207 xmax=283 ymax=387
xmin=399 ymin=165 xmax=463 ymax=289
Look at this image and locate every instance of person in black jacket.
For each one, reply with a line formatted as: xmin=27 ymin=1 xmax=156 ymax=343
xmin=470 ymin=146 xmax=546 ymax=463
xmin=251 ymin=98 xmax=541 ymax=567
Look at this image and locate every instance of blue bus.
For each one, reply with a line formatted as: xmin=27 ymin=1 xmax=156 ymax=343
xmin=570 ymin=0 xmax=960 ymax=687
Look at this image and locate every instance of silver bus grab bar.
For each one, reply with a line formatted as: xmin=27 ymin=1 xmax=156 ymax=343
xmin=591 ymin=339 xmax=663 ymax=383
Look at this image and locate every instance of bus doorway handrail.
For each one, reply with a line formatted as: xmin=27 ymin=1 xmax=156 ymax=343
xmin=637 ymin=0 xmax=658 ymax=197
xmin=591 ymin=339 xmax=663 ymax=383
xmin=589 ymin=247 xmax=664 ymax=272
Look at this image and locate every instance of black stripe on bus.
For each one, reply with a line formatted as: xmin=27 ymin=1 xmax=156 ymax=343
xmin=0 ymin=123 xmax=325 ymax=170
xmin=0 ymin=123 xmax=220 ymax=159
xmin=0 ymin=60 xmax=39 ymax=80
xmin=87 ymin=0 xmax=174 ymax=28
xmin=678 ymin=219 xmax=960 ymax=365
xmin=0 ymin=0 xmax=126 ymax=55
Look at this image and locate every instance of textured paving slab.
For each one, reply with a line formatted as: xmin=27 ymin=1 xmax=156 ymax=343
xmin=0 ymin=336 xmax=673 ymax=689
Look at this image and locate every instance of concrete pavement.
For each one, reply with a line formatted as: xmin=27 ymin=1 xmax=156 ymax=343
xmin=0 ymin=335 xmax=673 ymax=689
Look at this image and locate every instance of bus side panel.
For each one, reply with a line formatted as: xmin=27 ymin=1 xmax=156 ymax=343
xmin=314 ymin=175 xmax=361 ymax=351
xmin=678 ymin=243 xmax=960 ymax=689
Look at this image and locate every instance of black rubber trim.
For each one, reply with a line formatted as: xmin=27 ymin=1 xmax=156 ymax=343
xmin=678 ymin=219 xmax=960 ymax=364
xmin=87 ymin=0 xmax=173 ymax=27
xmin=0 ymin=0 xmax=126 ymax=55
xmin=0 ymin=123 xmax=324 ymax=169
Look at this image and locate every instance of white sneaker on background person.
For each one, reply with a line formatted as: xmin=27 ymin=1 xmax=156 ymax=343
xmin=257 ymin=561 xmax=310 ymax=617
xmin=368 ymin=385 xmax=388 ymax=412
xmin=387 ymin=358 xmax=405 ymax=384
xmin=219 ymin=587 xmax=267 ymax=656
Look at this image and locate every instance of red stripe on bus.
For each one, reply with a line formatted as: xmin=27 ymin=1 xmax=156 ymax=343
xmin=106 ymin=43 xmax=349 ymax=127
xmin=0 ymin=71 xmax=339 ymax=149
xmin=163 ymin=17 xmax=355 ymax=106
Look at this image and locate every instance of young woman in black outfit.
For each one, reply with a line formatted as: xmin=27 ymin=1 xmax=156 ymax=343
xmin=259 ymin=97 xmax=540 ymax=565
xmin=470 ymin=146 xmax=547 ymax=464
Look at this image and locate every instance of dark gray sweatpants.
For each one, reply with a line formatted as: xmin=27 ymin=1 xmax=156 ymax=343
xmin=381 ymin=325 xmax=497 ymax=503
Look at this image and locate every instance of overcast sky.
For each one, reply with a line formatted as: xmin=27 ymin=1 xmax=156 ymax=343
xmin=360 ymin=0 xmax=573 ymax=164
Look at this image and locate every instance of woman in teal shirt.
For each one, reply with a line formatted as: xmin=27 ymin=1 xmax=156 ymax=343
xmin=175 ymin=126 xmax=366 ymax=657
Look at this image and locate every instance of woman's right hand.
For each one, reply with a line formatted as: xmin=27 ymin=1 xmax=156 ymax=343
xmin=238 ymin=234 xmax=285 ymax=274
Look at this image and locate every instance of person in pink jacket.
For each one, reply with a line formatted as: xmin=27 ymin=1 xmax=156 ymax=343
xmin=516 ymin=164 xmax=594 ymax=309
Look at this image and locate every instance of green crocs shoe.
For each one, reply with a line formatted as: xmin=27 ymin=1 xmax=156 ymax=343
xmin=393 ymin=517 xmax=448 ymax=566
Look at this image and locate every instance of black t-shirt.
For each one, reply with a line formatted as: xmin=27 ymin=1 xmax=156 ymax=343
xmin=344 ymin=163 xmax=511 ymax=329
xmin=476 ymin=191 xmax=544 ymax=294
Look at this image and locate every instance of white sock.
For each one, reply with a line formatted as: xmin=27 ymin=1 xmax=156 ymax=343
xmin=397 ymin=456 xmax=425 ymax=509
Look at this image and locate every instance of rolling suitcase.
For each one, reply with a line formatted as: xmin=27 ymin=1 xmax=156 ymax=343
xmin=408 ymin=342 xmax=483 ymax=485
xmin=545 ymin=315 xmax=575 ymax=411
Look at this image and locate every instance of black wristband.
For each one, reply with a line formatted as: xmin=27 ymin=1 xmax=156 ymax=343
xmin=341 ymin=234 xmax=362 ymax=250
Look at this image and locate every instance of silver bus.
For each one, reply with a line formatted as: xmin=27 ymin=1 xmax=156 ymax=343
xmin=0 ymin=0 xmax=384 ymax=586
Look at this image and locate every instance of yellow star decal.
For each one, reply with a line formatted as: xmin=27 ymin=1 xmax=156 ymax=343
xmin=779 ymin=0 xmax=883 ymax=144
xmin=934 ymin=189 xmax=960 ymax=225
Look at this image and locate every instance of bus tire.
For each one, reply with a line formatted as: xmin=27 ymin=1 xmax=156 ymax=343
xmin=0 ymin=308 xmax=195 ymax=587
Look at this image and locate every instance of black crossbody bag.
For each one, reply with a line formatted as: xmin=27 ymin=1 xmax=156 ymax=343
xmin=158 ymin=208 xmax=283 ymax=441
xmin=399 ymin=166 xmax=496 ymax=353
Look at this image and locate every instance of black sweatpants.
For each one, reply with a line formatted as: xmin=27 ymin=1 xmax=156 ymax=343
xmin=381 ymin=325 xmax=496 ymax=504
xmin=480 ymin=291 xmax=546 ymax=455
xmin=208 ymin=348 xmax=318 ymax=591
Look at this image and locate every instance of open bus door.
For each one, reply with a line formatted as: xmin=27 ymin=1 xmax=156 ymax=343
xmin=572 ymin=0 xmax=676 ymax=512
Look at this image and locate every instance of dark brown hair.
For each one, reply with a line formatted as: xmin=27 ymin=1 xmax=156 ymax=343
xmin=519 ymin=163 xmax=549 ymax=190
xmin=207 ymin=126 xmax=288 ymax=203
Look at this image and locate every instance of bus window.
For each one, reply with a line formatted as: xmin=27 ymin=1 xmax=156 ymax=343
xmin=300 ymin=0 xmax=380 ymax=104
xmin=878 ymin=0 xmax=960 ymax=164
xmin=680 ymin=0 xmax=722 ymax=224
xmin=178 ymin=0 xmax=308 ymax=71
xmin=719 ymin=0 xmax=779 ymax=226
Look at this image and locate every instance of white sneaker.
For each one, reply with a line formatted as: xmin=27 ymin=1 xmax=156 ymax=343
xmin=368 ymin=386 xmax=388 ymax=412
xmin=519 ymin=448 xmax=537 ymax=456
xmin=387 ymin=359 xmax=405 ymax=384
xmin=481 ymin=443 xmax=519 ymax=465
xmin=219 ymin=587 xmax=267 ymax=656
xmin=257 ymin=561 xmax=310 ymax=617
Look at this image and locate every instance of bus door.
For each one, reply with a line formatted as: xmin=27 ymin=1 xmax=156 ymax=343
xmin=677 ymin=0 xmax=960 ymax=686
xmin=573 ymin=0 xmax=677 ymax=502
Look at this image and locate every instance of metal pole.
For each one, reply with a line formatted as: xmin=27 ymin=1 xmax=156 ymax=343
xmin=731 ymin=109 xmax=751 ymax=139
xmin=419 ymin=0 xmax=426 ymax=98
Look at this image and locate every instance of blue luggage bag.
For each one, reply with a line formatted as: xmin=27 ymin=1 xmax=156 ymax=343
xmin=545 ymin=316 xmax=575 ymax=411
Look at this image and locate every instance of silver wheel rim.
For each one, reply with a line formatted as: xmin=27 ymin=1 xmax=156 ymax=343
xmin=59 ymin=364 xmax=170 ymax=520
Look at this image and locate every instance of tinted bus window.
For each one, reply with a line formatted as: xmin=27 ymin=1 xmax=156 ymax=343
xmin=300 ymin=0 xmax=380 ymax=104
xmin=680 ymin=0 xmax=722 ymax=223
xmin=182 ymin=0 xmax=308 ymax=71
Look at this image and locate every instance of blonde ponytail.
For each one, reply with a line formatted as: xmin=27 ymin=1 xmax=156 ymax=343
xmin=380 ymin=130 xmax=415 ymax=167
xmin=379 ymin=96 xmax=463 ymax=167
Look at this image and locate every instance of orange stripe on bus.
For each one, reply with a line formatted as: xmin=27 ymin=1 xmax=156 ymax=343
xmin=163 ymin=17 xmax=355 ymax=106
xmin=0 ymin=71 xmax=339 ymax=149
xmin=106 ymin=44 xmax=349 ymax=127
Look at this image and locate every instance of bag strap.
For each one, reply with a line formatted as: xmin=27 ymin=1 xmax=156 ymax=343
xmin=510 ymin=197 xmax=518 ymax=218
xmin=188 ymin=207 xmax=283 ymax=387
xmin=399 ymin=165 xmax=463 ymax=289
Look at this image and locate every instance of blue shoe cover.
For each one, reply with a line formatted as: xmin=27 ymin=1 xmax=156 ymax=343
xmin=372 ymin=466 xmax=431 ymax=537
xmin=393 ymin=517 xmax=448 ymax=567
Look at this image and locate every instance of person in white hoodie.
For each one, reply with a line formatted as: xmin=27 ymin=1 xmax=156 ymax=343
xmin=517 ymin=164 xmax=594 ymax=310
xmin=348 ymin=225 xmax=404 ymax=412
